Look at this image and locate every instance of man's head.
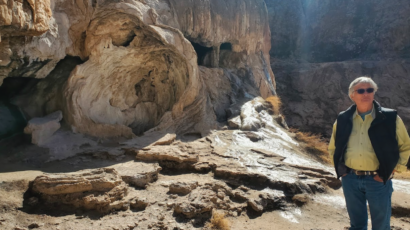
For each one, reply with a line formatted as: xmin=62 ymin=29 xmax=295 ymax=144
xmin=348 ymin=77 xmax=377 ymax=109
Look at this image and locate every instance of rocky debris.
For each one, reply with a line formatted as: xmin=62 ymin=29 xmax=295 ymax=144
xmin=214 ymin=163 xmax=269 ymax=187
xmin=134 ymin=139 xmax=212 ymax=170
xmin=172 ymin=182 xmax=247 ymax=218
xmin=112 ymin=162 xmax=162 ymax=188
xmin=169 ymin=182 xmax=199 ymax=195
xmin=240 ymin=97 xmax=267 ymax=131
xmin=31 ymin=168 xmax=128 ymax=213
xmin=137 ymin=145 xmax=198 ymax=165
xmin=23 ymin=111 xmax=63 ymax=146
xmin=152 ymin=133 xmax=176 ymax=146
xmin=247 ymin=189 xmax=287 ymax=213
xmin=228 ymin=116 xmax=241 ymax=129
xmin=225 ymin=97 xmax=286 ymax=132
xmin=27 ymin=223 xmax=41 ymax=228
xmin=290 ymin=165 xmax=342 ymax=189
xmin=292 ymin=194 xmax=310 ymax=206
xmin=275 ymin=115 xmax=289 ymax=129
xmin=241 ymin=131 xmax=263 ymax=142
xmin=130 ymin=197 xmax=149 ymax=211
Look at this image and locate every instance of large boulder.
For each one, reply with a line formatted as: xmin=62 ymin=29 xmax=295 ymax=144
xmin=31 ymin=168 xmax=128 ymax=213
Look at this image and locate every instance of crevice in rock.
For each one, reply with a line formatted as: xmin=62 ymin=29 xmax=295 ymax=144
xmin=190 ymin=41 xmax=213 ymax=67
xmin=220 ymin=42 xmax=232 ymax=51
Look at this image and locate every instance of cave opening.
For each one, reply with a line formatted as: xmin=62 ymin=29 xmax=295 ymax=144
xmin=0 ymin=77 xmax=40 ymax=140
xmin=190 ymin=41 xmax=213 ymax=67
xmin=220 ymin=42 xmax=232 ymax=51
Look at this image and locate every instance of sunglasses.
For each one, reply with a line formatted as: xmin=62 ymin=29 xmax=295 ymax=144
xmin=355 ymin=88 xmax=375 ymax=94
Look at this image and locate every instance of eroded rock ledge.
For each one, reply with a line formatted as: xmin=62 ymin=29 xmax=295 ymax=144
xmin=25 ymin=97 xmax=339 ymax=225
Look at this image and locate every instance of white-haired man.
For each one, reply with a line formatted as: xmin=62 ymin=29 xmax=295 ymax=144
xmin=328 ymin=76 xmax=410 ymax=230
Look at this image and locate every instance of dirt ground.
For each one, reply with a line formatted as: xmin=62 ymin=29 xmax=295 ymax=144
xmin=1 ymin=157 xmax=410 ymax=230
xmin=1 ymin=128 xmax=410 ymax=230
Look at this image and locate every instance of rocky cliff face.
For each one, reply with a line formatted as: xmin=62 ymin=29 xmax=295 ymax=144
xmin=265 ymin=0 xmax=410 ymax=135
xmin=0 ymin=0 xmax=275 ymax=140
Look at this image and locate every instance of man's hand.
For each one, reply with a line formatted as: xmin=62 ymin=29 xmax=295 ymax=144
xmin=373 ymin=174 xmax=383 ymax=182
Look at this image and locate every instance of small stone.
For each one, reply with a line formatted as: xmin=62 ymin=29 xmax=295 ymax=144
xmin=292 ymin=194 xmax=309 ymax=206
xmin=28 ymin=223 xmax=40 ymax=228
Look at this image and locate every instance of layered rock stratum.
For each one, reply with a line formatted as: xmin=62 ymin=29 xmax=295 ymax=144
xmin=266 ymin=0 xmax=410 ymax=136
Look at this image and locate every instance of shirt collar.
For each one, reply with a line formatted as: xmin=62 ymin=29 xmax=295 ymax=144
xmin=353 ymin=105 xmax=376 ymax=119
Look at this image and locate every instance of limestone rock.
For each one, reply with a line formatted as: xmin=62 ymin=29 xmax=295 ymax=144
xmin=112 ymin=162 xmax=162 ymax=188
xmin=169 ymin=182 xmax=198 ymax=195
xmin=152 ymin=133 xmax=176 ymax=146
xmin=24 ymin=111 xmax=63 ymax=146
xmin=0 ymin=0 xmax=275 ymax=140
xmin=130 ymin=197 xmax=149 ymax=211
xmin=292 ymin=194 xmax=309 ymax=206
xmin=228 ymin=116 xmax=241 ymax=129
xmin=31 ymin=168 xmax=128 ymax=213
xmin=137 ymin=145 xmax=198 ymax=164
xmin=0 ymin=0 xmax=52 ymax=37
xmin=228 ymin=97 xmax=279 ymax=132
xmin=134 ymin=140 xmax=212 ymax=170
xmin=248 ymin=199 xmax=264 ymax=212
xmin=173 ymin=181 xmax=245 ymax=218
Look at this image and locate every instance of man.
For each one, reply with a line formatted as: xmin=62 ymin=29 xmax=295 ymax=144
xmin=328 ymin=76 xmax=410 ymax=230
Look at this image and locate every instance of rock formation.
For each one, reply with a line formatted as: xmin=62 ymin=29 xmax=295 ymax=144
xmin=31 ymin=168 xmax=129 ymax=213
xmin=17 ymin=97 xmax=345 ymax=229
xmin=0 ymin=0 xmax=275 ymax=141
xmin=24 ymin=110 xmax=62 ymax=145
xmin=265 ymin=0 xmax=410 ymax=136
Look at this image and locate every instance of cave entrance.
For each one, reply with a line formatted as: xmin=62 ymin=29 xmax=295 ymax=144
xmin=219 ymin=42 xmax=233 ymax=67
xmin=220 ymin=42 xmax=232 ymax=51
xmin=190 ymin=41 xmax=213 ymax=67
xmin=0 ymin=77 xmax=39 ymax=140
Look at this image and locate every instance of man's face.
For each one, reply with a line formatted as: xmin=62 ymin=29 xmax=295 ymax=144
xmin=351 ymin=82 xmax=375 ymax=108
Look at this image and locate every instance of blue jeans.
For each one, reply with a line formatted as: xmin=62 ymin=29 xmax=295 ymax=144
xmin=342 ymin=172 xmax=393 ymax=230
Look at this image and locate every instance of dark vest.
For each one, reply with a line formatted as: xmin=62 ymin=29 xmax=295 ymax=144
xmin=333 ymin=101 xmax=399 ymax=184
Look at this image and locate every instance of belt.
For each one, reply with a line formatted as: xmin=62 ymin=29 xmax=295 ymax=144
xmin=350 ymin=169 xmax=378 ymax=176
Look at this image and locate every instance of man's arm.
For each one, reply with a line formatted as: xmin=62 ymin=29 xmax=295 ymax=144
xmin=328 ymin=121 xmax=337 ymax=164
xmin=395 ymin=116 xmax=410 ymax=173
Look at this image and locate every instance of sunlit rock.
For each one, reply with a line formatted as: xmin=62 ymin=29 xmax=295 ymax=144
xmin=24 ymin=110 xmax=62 ymax=146
xmin=112 ymin=162 xmax=162 ymax=188
xmin=31 ymin=168 xmax=128 ymax=213
xmin=169 ymin=181 xmax=199 ymax=195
